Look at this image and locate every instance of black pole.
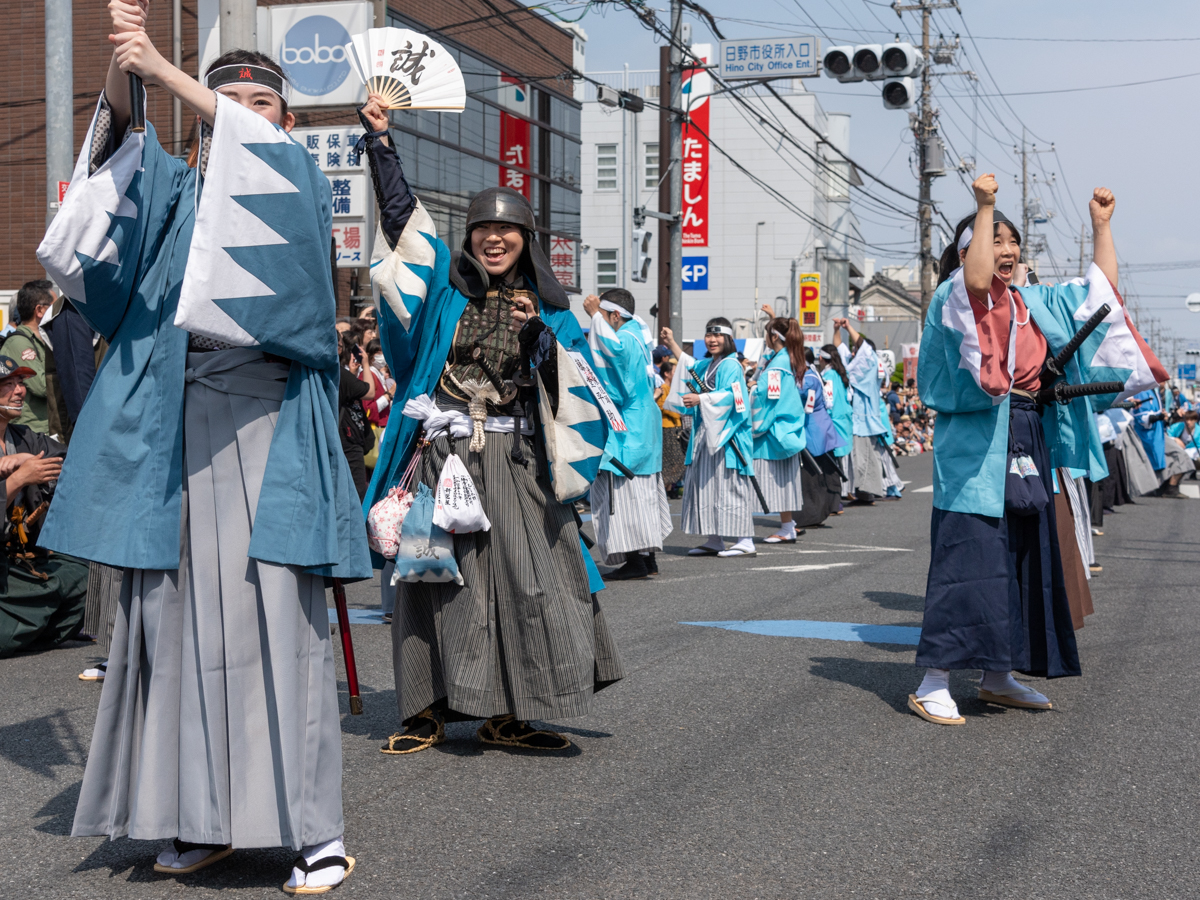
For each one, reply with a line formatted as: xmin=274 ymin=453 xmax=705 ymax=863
xmin=129 ymin=73 xmax=146 ymax=134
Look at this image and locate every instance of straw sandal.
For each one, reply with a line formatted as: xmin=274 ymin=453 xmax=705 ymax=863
xmin=282 ymin=855 xmax=356 ymax=895
xmin=78 ymin=662 xmax=107 ymax=682
xmin=380 ymin=708 xmax=445 ymax=755
xmin=477 ymin=714 xmax=572 ymax=751
xmin=152 ymin=840 xmax=234 ymax=875
xmin=907 ymin=693 xmax=966 ymax=726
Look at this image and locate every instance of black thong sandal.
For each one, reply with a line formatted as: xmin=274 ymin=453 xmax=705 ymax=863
xmin=380 ymin=707 xmax=445 ymax=755
xmin=477 ymin=714 xmax=572 ymax=751
xmin=282 ymin=855 xmax=356 ymax=895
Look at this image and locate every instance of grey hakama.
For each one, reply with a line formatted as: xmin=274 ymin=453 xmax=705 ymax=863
xmin=850 ymin=435 xmax=886 ymax=498
xmin=393 ymin=426 xmax=624 ymax=724
xmin=680 ymin=423 xmax=754 ymax=537
xmin=590 ymin=471 xmax=673 ymax=565
xmin=72 ymin=349 xmax=343 ymax=851
xmin=1120 ymin=431 xmax=1160 ymax=497
xmin=878 ymin=444 xmax=903 ymax=494
xmin=752 ymin=455 xmax=804 ymax=513
xmin=1159 ymin=437 xmax=1193 ymax=481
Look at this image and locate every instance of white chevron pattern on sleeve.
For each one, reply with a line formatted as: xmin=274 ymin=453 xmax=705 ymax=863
xmin=371 ymin=200 xmax=438 ymax=332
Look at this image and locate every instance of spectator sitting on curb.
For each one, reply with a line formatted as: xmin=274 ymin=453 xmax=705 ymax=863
xmin=0 ymin=354 xmax=88 ymax=656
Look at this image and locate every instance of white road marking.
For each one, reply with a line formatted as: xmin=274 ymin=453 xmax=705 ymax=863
xmin=750 ymin=563 xmax=855 ymax=573
xmin=912 ymin=485 xmax=934 ymax=493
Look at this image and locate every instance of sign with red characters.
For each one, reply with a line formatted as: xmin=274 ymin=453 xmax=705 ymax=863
xmin=498 ymin=74 xmax=531 ymax=200
xmin=681 ymin=45 xmax=712 ymax=248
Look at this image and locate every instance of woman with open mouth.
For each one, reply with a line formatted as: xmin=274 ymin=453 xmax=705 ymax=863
xmin=909 ymin=172 xmax=1167 ymax=726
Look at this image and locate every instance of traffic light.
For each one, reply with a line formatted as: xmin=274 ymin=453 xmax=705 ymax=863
xmin=632 ymin=228 xmax=652 ymax=283
xmin=882 ymin=77 xmax=916 ymax=110
xmin=881 ymin=43 xmax=922 ymax=77
xmin=823 ymin=46 xmax=862 ymax=82
xmin=851 ymin=45 xmax=884 ymax=79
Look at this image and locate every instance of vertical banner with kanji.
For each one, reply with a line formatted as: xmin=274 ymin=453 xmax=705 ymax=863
xmin=498 ymin=74 xmax=532 ymax=199
xmin=549 ymin=236 xmax=578 ymax=290
xmin=681 ymin=44 xmax=712 ymax=248
xmin=798 ymin=272 xmax=821 ymax=327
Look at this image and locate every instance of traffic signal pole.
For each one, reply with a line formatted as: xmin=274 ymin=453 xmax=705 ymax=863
xmin=893 ymin=1 xmax=958 ymax=320
xmin=667 ymin=0 xmax=684 ymax=338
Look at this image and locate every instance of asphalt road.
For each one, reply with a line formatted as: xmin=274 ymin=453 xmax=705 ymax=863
xmin=3 ymin=451 xmax=1198 ymax=899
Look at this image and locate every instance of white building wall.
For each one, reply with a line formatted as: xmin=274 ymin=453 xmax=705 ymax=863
xmin=580 ymin=75 xmax=856 ymax=341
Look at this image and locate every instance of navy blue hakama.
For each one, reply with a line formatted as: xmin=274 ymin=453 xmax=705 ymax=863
xmin=916 ymin=397 xmax=1080 ymax=678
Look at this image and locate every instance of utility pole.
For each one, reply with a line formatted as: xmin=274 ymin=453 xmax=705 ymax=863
xmin=220 ymin=0 xmax=257 ymax=53
xmin=893 ymin=1 xmax=957 ymax=321
xmin=1011 ymin=132 xmax=1053 ymax=270
xmin=1078 ymin=223 xmax=1086 ymax=278
xmin=667 ymin=0 xmax=684 ymax=338
xmin=45 ymin=0 xmax=73 ymax=229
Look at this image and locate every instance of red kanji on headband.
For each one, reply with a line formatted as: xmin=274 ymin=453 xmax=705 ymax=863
xmin=239 ymin=67 xmax=253 ymax=79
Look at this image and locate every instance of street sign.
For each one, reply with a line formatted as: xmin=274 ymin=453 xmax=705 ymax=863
xmin=718 ymin=36 xmax=820 ymax=80
xmin=798 ymin=271 xmax=820 ymax=327
xmin=682 ymin=256 xmax=709 ymax=290
xmin=1187 ymin=293 xmax=1200 ymax=313
xmin=332 ymin=220 xmax=366 ymax=268
xmin=1179 ymin=363 xmax=1197 ymax=380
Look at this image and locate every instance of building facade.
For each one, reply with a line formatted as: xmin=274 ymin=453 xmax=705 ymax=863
xmin=579 ymin=52 xmax=862 ymax=340
xmin=1 ymin=0 xmax=582 ymax=314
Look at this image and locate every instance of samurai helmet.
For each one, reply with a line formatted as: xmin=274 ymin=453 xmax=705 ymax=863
xmin=450 ymin=187 xmax=570 ymax=309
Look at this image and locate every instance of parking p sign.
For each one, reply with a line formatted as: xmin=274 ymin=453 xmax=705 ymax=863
xmin=682 ymin=256 xmax=709 ymax=291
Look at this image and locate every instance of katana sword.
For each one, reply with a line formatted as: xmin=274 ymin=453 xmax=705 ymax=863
xmin=685 ymin=368 xmax=771 ymax=514
xmin=129 ymin=73 xmax=145 ymax=134
xmin=331 ymin=579 xmax=363 ymax=715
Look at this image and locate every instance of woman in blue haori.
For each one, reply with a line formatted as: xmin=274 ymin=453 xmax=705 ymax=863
xmin=818 ymin=345 xmax=854 ymax=465
xmin=832 ymin=317 xmax=889 ymax=501
xmin=36 ymin=3 xmax=370 ymax=891
xmin=793 ymin=346 xmax=848 ymax=525
xmin=910 ymin=173 xmax=1165 ymax=726
xmin=583 ymin=289 xmax=672 ymax=580
xmin=749 ymin=317 xmax=808 ymax=543
xmin=357 ymin=97 xmax=622 ymax=756
xmin=661 ymin=319 xmax=757 ymax=558
xmin=1131 ymin=386 xmax=1191 ymax=496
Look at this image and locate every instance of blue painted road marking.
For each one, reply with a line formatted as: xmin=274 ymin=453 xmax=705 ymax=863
xmin=328 ymin=608 xmax=388 ymax=625
xmin=683 ymin=620 xmax=921 ymax=645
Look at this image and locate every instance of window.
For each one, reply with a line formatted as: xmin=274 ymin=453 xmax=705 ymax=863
xmin=597 ymin=249 xmax=618 ymax=287
xmin=644 ymin=142 xmax=660 ymax=189
xmin=597 ymin=144 xmax=618 ymax=190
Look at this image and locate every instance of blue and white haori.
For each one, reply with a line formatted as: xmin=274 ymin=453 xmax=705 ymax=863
xmin=749 ymin=349 xmax=806 ymax=513
xmin=667 ymin=353 xmax=755 ymax=538
xmin=920 ymin=264 xmax=1167 ymax=518
xmin=587 ymin=314 xmax=671 ymax=565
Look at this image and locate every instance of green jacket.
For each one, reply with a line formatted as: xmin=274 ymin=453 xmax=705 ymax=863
xmin=2 ymin=325 xmax=50 ymax=434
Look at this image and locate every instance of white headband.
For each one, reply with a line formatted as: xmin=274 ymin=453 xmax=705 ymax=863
xmin=819 ymin=349 xmax=832 ymax=360
xmin=957 ymin=226 xmax=973 ymax=253
xmin=599 ymin=299 xmax=633 ymax=318
xmin=706 ymin=325 xmax=734 ymax=337
xmin=771 ymin=329 xmax=787 ymax=343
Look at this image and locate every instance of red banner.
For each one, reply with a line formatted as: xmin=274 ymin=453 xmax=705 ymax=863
xmin=499 ymin=110 xmax=531 ymax=200
xmin=681 ymin=58 xmax=711 ymax=248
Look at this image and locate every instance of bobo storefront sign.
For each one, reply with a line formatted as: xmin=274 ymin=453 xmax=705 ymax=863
xmin=269 ymin=2 xmax=372 ymax=108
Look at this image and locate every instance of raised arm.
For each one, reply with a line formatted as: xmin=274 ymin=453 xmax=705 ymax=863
xmin=964 ymin=173 xmax=998 ymax=298
xmin=359 ymin=94 xmax=417 ymax=247
xmin=1090 ymin=188 xmax=1118 ymax=289
xmin=107 ymin=0 xmax=216 ymax=134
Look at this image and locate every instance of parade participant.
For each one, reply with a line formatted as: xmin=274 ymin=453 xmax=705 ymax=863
xmin=37 ymin=3 xmax=370 ymax=889
xmin=661 ymin=320 xmax=756 ymax=558
xmin=750 ymin=317 xmax=807 ymax=543
xmin=584 ymin=289 xmax=672 ymax=580
xmin=877 ymin=393 xmax=904 ymax=498
xmin=792 ymin=347 xmax=846 ymax=526
xmin=833 ymin=318 xmax=888 ymax=501
xmin=1132 ymin=386 xmax=1191 ymax=496
xmin=818 ymin=345 xmax=853 ymax=511
xmin=910 ymin=174 xmax=1165 ymax=726
xmin=1167 ymin=409 xmax=1200 ymax=461
xmin=358 ymin=95 xmax=623 ymax=755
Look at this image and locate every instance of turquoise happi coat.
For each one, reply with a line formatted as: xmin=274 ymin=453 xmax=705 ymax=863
xmin=34 ymin=94 xmax=370 ymax=578
xmin=363 ymin=200 xmax=606 ymax=519
xmin=666 ymin=353 xmax=753 ymax=475
xmin=587 ymin=314 xmax=662 ymax=476
xmin=822 ymin=369 xmax=853 ymax=458
xmin=847 ymin=341 xmax=887 ymax=437
xmin=750 ymin=348 xmax=806 ymax=460
xmin=918 ymin=264 xmax=1166 ymax=518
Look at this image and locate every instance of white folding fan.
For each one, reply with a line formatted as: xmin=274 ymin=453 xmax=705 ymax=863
xmin=345 ymin=28 xmax=465 ymax=112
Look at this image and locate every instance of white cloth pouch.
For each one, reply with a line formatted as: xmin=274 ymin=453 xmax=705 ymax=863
xmin=431 ymin=453 xmax=491 ymax=534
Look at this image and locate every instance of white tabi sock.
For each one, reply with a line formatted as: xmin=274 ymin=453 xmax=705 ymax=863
xmin=156 ymin=842 xmax=220 ymax=871
xmin=286 ymin=836 xmax=349 ymax=891
xmin=779 ymin=520 xmax=797 ymax=538
xmin=915 ymin=668 xmax=958 ymax=719
xmin=980 ymin=671 xmax=1050 ymax=705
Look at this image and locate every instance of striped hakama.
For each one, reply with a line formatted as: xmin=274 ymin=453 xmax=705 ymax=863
xmin=73 ymin=349 xmax=344 ymax=851
xmin=680 ymin=426 xmax=754 ymax=538
xmin=752 ymin=455 xmax=804 ymax=513
xmin=80 ymin=562 xmax=123 ymax=654
xmin=850 ymin=435 xmax=885 ymax=499
xmin=394 ymin=426 xmax=624 ymax=725
xmin=590 ymin=471 xmax=673 ymax=566
xmin=878 ymin=444 xmax=903 ymax=494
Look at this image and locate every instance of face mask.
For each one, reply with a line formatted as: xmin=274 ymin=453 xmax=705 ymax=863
xmin=372 ymin=354 xmax=385 ymax=368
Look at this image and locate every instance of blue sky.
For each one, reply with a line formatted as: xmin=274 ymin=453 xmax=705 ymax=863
xmin=538 ymin=0 xmax=1200 ymax=355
